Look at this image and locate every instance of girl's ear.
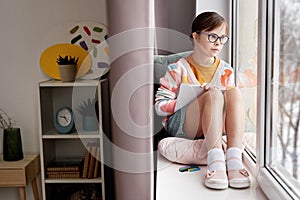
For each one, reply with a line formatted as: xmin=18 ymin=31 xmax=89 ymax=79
xmin=192 ymin=32 xmax=199 ymax=40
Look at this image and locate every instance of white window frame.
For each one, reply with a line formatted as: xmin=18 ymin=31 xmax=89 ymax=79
xmin=232 ymin=0 xmax=300 ymax=199
xmin=229 ymin=0 xmax=257 ymax=175
xmin=256 ymin=0 xmax=299 ymax=199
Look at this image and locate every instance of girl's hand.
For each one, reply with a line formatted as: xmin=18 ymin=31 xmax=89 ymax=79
xmin=201 ymin=83 xmax=211 ymax=91
xmin=201 ymin=83 xmax=220 ymax=91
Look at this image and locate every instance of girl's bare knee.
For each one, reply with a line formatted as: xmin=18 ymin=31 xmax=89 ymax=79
xmin=225 ymin=87 xmax=241 ymax=95
xmin=224 ymin=87 xmax=243 ymax=102
xmin=197 ymin=89 xmax=224 ymax=112
xmin=207 ymin=89 xmax=224 ymax=104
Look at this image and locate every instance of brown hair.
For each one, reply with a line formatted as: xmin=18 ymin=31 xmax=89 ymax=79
xmin=191 ymin=12 xmax=229 ymax=38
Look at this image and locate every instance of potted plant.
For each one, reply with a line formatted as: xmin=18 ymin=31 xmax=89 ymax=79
xmin=56 ymin=55 xmax=79 ymax=82
xmin=76 ymin=98 xmax=98 ymax=131
xmin=0 ymin=108 xmax=23 ymax=161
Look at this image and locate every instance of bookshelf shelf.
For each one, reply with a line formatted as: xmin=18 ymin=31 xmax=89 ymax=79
xmin=42 ymin=132 xmax=101 ymax=139
xmin=38 ymin=79 xmax=109 ymax=200
xmin=45 ymin=177 xmax=103 ymax=184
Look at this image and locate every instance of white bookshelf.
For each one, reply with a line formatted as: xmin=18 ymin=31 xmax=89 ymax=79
xmin=38 ymin=79 xmax=109 ymax=200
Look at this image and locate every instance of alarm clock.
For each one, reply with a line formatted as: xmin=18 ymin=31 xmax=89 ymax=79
xmin=54 ymin=107 xmax=75 ymax=134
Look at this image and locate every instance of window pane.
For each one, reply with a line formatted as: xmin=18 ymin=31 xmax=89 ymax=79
xmin=269 ymin=0 xmax=300 ymax=195
xmin=236 ymin=0 xmax=258 ymax=156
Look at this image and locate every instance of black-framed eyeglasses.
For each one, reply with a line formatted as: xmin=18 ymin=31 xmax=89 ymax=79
xmin=196 ymin=31 xmax=229 ymax=44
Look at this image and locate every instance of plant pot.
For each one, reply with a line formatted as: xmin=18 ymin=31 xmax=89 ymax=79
xmin=58 ymin=64 xmax=77 ymax=82
xmin=3 ymin=128 xmax=24 ymax=161
xmin=83 ymin=116 xmax=98 ymax=131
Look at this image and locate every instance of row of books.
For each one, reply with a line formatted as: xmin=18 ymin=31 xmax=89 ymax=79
xmin=82 ymin=143 xmax=101 ymax=179
xmin=46 ymin=143 xmax=101 ymax=179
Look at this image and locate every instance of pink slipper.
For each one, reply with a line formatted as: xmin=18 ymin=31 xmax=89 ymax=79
xmin=158 ymin=137 xmax=208 ymax=165
xmin=227 ymin=169 xmax=251 ymax=188
xmin=205 ymin=170 xmax=228 ymax=189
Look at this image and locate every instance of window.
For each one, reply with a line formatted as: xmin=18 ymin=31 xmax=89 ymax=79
xmin=256 ymin=0 xmax=300 ymax=199
xmin=231 ymin=0 xmax=258 ymax=159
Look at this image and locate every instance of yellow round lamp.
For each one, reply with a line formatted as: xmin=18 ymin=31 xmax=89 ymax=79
xmin=40 ymin=43 xmax=92 ymax=80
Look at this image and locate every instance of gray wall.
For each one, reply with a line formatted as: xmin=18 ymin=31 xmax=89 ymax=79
xmin=155 ymin=0 xmax=196 ymax=54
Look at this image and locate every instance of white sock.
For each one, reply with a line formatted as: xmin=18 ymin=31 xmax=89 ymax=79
xmin=226 ymin=147 xmax=244 ymax=170
xmin=207 ymin=148 xmax=226 ymax=171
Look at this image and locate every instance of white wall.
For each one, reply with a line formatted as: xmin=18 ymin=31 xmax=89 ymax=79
xmin=0 ymin=0 xmax=107 ymax=199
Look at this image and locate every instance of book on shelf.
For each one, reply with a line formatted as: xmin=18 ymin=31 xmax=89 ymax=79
xmin=46 ymin=158 xmax=83 ymax=179
xmin=46 ymin=159 xmax=82 ymax=171
xmin=47 ymin=171 xmax=81 ymax=179
xmin=82 ymin=142 xmax=101 ymax=179
xmin=93 ymin=146 xmax=101 ymax=178
xmin=47 ymin=166 xmax=80 ymax=172
xmin=81 ymin=145 xmax=91 ymax=178
xmin=87 ymin=145 xmax=97 ymax=179
xmin=45 ymin=142 xmax=102 ymax=180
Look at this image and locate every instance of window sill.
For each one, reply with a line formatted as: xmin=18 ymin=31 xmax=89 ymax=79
xmin=156 ymin=153 xmax=267 ymax=200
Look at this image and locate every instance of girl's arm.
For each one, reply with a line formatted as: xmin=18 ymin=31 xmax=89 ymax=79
xmin=155 ymin=64 xmax=182 ymax=116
